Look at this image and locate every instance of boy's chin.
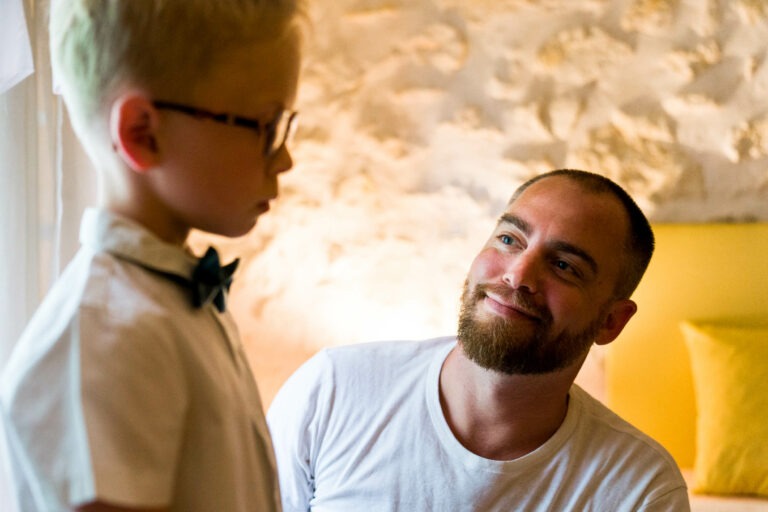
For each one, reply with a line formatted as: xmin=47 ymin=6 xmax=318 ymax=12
xmin=221 ymin=221 xmax=258 ymax=239
xmin=204 ymin=218 xmax=259 ymax=239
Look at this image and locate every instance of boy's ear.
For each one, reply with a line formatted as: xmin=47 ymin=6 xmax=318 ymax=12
xmin=110 ymin=94 xmax=161 ymax=172
xmin=594 ymin=299 xmax=637 ymax=346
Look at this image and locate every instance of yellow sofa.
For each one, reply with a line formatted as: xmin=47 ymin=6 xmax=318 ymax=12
xmin=605 ymin=223 xmax=768 ymax=505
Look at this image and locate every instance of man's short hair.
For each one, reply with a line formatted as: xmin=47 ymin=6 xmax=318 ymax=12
xmin=510 ymin=169 xmax=655 ymax=299
xmin=50 ymin=0 xmax=306 ymax=135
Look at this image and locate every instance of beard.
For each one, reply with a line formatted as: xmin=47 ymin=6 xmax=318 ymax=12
xmin=457 ymin=280 xmax=604 ymax=375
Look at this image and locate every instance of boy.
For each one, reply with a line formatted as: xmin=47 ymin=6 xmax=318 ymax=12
xmin=1 ymin=1 xmax=304 ymax=510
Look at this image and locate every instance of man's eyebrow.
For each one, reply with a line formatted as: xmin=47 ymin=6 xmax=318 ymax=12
xmin=498 ymin=213 xmax=598 ymax=275
xmin=498 ymin=213 xmax=530 ymax=234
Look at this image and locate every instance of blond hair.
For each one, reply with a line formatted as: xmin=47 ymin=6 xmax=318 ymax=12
xmin=50 ymin=0 xmax=305 ymax=135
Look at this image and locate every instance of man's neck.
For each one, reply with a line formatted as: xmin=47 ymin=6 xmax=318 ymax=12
xmin=438 ymin=345 xmax=580 ymax=461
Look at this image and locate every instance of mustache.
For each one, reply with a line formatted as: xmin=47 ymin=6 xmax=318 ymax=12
xmin=471 ymin=283 xmax=553 ymax=324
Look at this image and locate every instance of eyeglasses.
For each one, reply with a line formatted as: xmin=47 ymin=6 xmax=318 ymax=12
xmin=152 ymin=100 xmax=298 ymax=159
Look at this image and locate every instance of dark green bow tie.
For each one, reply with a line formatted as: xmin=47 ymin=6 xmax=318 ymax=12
xmin=191 ymin=247 xmax=239 ymax=312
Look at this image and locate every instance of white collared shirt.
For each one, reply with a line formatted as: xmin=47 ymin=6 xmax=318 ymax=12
xmin=1 ymin=208 xmax=280 ymax=511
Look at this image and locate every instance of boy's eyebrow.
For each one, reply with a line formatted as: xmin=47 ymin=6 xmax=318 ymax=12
xmin=497 ymin=213 xmax=598 ymax=275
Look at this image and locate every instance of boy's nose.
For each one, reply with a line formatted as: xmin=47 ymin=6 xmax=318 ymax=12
xmin=268 ymin=144 xmax=294 ymax=176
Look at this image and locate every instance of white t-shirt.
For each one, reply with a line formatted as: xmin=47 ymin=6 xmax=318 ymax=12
xmin=267 ymin=337 xmax=689 ymax=512
xmin=0 ymin=208 xmax=280 ymax=511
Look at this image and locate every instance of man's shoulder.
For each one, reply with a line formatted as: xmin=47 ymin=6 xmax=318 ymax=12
xmin=571 ymin=386 xmax=684 ymax=475
xmin=269 ymin=337 xmax=453 ymax=439
xmin=564 ymin=387 xmax=689 ymax=507
xmin=278 ymin=336 xmax=454 ymax=401
xmin=324 ymin=335 xmax=455 ymax=359
xmin=319 ymin=336 xmax=455 ymax=373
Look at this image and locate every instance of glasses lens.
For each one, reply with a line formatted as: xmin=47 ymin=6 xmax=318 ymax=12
xmin=265 ymin=111 xmax=297 ymax=157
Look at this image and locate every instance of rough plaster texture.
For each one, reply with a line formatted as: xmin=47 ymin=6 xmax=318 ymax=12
xmin=191 ymin=0 xmax=768 ymax=404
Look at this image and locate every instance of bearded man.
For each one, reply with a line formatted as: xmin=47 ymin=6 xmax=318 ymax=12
xmin=267 ymin=169 xmax=690 ymax=512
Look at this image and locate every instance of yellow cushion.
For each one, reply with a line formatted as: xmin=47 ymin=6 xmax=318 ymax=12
xmin=681 ymin=320 xmax=768 ymax=497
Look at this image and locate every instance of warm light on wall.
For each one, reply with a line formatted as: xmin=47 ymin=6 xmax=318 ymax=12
xmin=193 ymin=0 xmax=768 ymax=408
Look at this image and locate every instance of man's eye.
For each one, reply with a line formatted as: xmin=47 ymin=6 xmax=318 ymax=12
xmin=499 ymin=235 xmax=514 ymax=245
xmin=553 ymin=259 xmax=583 ymax=279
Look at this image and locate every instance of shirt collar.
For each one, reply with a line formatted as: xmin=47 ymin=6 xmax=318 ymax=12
xmin=79 ymin=207 xmax=198 ymax=280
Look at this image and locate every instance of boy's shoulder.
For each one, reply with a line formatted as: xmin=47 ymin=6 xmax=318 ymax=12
xmin=12 ymin=246 xmax=194 ymax=357
xmin=73 ymin=208 xmax=202 ymax=318
xmin=7 ymin=209 xmax=225 ymax=375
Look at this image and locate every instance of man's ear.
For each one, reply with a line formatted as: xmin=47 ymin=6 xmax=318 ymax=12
xmin=110 ymin=94 xmax=161 ymax=172
xmin=594 ymin=299 xmax=637 ymax=346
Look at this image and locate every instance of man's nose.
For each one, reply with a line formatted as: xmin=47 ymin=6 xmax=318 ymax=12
xmin=502 ymin=251 xmax=540 ymax=293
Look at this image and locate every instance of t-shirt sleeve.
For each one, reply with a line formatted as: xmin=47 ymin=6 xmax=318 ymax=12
xmin=2 ymin=304 xmax=190 ymax=508
xmin=77 ymin=306 xmax=189 ymax=505
xmin=638 ymin=486 xmax=691 ymax=512
xmin=267 ymin=350 xmax=334 ymax=512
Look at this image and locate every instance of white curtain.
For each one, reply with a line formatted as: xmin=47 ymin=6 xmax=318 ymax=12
xmin=1 ymin=0 xmax=98 ymax=505
xmin=1 ymin=0 xmax=58 ymax=364
xmin=0 ymin=0 xmax=95 ymax=363
xmin=0 ymin=0 xmax=35 ymax=351
xmin=0 ymin=0 xmax=34 ymax=94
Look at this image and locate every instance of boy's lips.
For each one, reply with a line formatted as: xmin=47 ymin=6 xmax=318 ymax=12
xmin=255 ymin=199 xmax=273 ymax=213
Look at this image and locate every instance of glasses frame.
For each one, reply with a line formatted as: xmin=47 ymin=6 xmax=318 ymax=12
xmin=152 ymin=100 xmax=297 ymax=159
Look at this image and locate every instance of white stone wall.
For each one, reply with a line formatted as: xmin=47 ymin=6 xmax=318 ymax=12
xmin=194 ymin=0 xmax=768 ymax=403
